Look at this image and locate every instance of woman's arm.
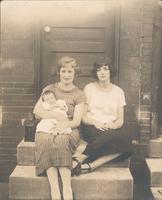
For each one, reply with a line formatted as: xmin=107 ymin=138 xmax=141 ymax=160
xmin=105 ymin=107 xmax=124 ymax=129
xmin=82 ymin=105 xmax=124 ymax=130
xmin=69 ymin=103 xmax=85 ymax=128
xmin=33 ymin=97 xmax=68 ymax=121
xmin=82 ymin=104 xmax=106 ymax=130
xmin=56 ymin=103 xmax=85 ymax=132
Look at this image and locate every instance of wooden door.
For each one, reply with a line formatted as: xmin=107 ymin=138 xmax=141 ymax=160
xmin=39 ymin=0 xmax=120 ymax=90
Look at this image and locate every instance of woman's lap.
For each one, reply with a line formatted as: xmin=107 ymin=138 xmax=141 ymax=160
xmin=35 ymin=129 xmax=80 ymax=175
xmin=81 ymin=123 xmax=134 ymax=157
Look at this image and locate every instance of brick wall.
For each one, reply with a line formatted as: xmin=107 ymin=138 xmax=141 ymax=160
xmin=119 ymin=0 xmax=141 ymax=126
xmin=138 ymin=0 xmax=154 ymax=147
xmin=119 ymin=0 xmax=162 ymax=173
xmin=119 ymin=0 xmax=162 ymax=145
xmin=156 ymin=2 xmax=162 ymax=128
xmin=140 ymin=0 xmax=162 ymax=142
xmin=159 ymin=8 xmax=162 ymax=127
xmin=0 ymin=1 xmax=37 ymax=180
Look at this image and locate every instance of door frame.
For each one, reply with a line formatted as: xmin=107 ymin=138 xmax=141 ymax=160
xmin=34 ymin=0 xmax=121 ymax=98
xmin=151 ymin=9 xmax=162 ymax=138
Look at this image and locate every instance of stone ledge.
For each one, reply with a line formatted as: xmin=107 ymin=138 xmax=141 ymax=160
xmin=151 ymin=187 xmax=162 ymax=200
xmin=146 ymin=158 xmax=162 ymax=186
xmin=148 ymin=137 xmax=162 ymax=158
xmin=9 ymin=165 xmax=133 ymax=200
xmin=17 ymin=140 xmax=35 ymax=166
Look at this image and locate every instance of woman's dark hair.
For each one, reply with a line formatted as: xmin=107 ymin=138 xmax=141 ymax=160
xmin=92 ymin=57 xmax=117 ymax=79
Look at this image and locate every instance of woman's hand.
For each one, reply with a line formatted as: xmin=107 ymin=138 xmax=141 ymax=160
xmin=103 ymin=121 xmax=115 ymax=130
xmin=93 ymin=121 xmax=108 ymax=131
xmin=93 ymin=121 xmax=116 ymax=131
xmin=49 ymin=127 xmax=58 ymax=136
xmin=55 ymin=121 xmax=69 ymax=134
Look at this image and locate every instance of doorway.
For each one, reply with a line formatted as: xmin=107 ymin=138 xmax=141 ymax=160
xmin=38 ymin=0 xmax=120 ymax=91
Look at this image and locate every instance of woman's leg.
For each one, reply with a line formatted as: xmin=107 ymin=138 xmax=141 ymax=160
xmin=46 ymin=167 xmax=61 ymax=200
xmin=81 ymin=153 xmax=120 ymax=172
xmin=58 ymin=167 xmax=73 ymax=200
xmin=80 ymin=124 xmax=135 ymax=172
xmin=77 ymin=124 xmax=134 ymax=165
xmin=75 ymin=126 xmax=115 ymax=163
xmin=82 ymin=124 xmax=133 ymax=157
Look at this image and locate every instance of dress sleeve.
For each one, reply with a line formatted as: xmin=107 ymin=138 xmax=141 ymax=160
xmin=42 ymin=84 xmax=54 ymax=93
xmin=74 ymin=89 xmax=86 ymax=105
xmin=33 ymin=84 xmax=54 ymax=116
xmin=83 ymin=84 xmax=91 ymax=105
xmin=33 ymin=96 xmax=43 ymax=117
xmin=118 ymin=88 xmax=126 ymax=108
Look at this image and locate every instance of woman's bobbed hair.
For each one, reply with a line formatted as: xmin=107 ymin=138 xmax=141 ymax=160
xmin=56 ymin=56 xmax=80 ymax=75
xmin=92 ymin=57 xmax=117 ymax=79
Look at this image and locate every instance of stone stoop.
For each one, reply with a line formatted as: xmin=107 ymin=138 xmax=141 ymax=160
xmin=146 ymin=159 xmax=162 ymax=187
xmin=148 ymin=137 xmax=162 ymax=158
xmin=146 ymin=158 xmax=162 ymax=200
xmin=151 ymin=188 xmax=162 ymax=200
xmin=146 ymin=137 xmax=162 ymax=200
xmin=17 ymin=140 xmax=35 ymax=166
xmin=17 ymin=140 xmax=130 ymax=167
xmin=9 ymin=165 xmax=133 ymax=200
xmin=10 ymin=140 xmax=133 ymax=199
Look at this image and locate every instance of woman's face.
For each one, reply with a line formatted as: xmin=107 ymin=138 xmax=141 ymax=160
xmin=59 ymin=65 xmax=75 ymax=85
xmin=96 ymin=65 xmax=110 ymax=82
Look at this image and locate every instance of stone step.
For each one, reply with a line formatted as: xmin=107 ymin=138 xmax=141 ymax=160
xmin=17 ymin=140 xmax=35 ymax=166
xmin=148 ymin=137 xmax=162 ymax=158
xmin=17 ymin=140 xmax=130 ymax=167
xmin=9 ymin=165 xmax=133 ymax=200
xmin=146 ymin=158 xmax=162 ymax=186
xmin=151 ymin=187 xmax=162 ymax=200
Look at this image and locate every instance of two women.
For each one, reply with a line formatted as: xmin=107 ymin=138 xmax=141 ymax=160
xmin=33 ymin=56 xmax=135 ymax=199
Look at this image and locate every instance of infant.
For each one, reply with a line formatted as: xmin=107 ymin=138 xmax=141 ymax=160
xmin=36 ymin=90 xmax=71 ymax=135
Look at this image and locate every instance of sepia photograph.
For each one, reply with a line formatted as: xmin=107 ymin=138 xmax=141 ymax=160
xmin=0 ymin=0 xmax=162 ymax=199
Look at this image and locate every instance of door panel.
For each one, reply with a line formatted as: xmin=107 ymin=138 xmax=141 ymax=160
xmin=40 ymin=0 xmax=119 ymax=90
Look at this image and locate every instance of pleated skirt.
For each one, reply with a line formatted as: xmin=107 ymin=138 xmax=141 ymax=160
xmin=35 ymin=129 xmax=80 ymax=176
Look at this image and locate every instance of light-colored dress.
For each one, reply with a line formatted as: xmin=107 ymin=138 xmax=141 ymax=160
xmin=81 ymin=82 xmax=135 ymax=158
xmin=84 ymin=82 xmax=126 ymax=124
xmin=34 ymin=83 xmax=86 ymax=175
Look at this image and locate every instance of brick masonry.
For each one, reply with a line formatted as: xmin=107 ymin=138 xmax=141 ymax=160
xmin=0 ymin=0 xmax=162 ymax=179
xmin=0 ymin=2 xmax=37 ymax=179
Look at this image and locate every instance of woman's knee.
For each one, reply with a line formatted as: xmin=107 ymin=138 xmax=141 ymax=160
xmin=47 ymin=167 xmax=58 ymax=175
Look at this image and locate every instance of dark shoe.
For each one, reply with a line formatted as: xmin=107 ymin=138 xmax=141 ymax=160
xmin=81 ymin=163 xmax=92 ymax=174
xmin=158 ymin=189 xmax=162 ymax=195
xmin=71 ymin=158 xmax=81 ymax=176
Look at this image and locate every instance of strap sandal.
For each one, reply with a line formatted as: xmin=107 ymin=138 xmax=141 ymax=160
xmin=71 ymin=157 xmax=81 ymax=176
xmin=81 ymin=163 xmax=92 ymax=174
